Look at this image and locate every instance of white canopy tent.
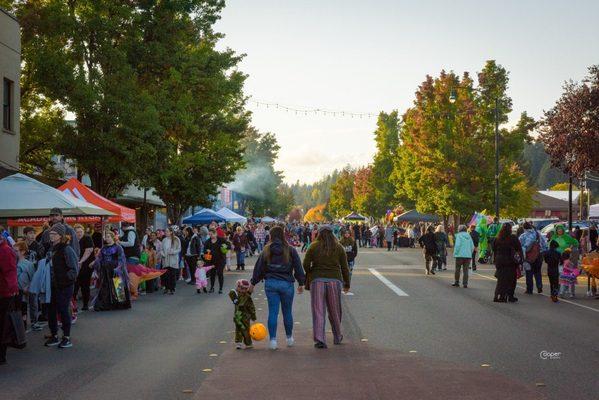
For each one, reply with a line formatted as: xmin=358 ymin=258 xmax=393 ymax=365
xmin=0 ymin=173 xmax=115 ymax=218
xmin=216 ymin=207 xmax=247 ymax=224
xmin=590 ymin=203 xmax=599 ymax=219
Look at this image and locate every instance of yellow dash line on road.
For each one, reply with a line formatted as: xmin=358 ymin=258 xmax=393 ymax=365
xmin=202 ymin=369 xmax=212 ymax=373
xmin=472 ymin=272 xmax=599 ymax=313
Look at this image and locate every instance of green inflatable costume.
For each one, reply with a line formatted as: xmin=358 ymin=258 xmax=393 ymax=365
xmin=551 ymin=224 xmax=579 ymax=254
xmin=476 ymin=217 xmax=489 ymax=261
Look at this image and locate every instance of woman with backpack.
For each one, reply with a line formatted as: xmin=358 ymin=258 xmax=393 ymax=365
xmin=518 ymin=222 xmax=548 ymax=294
xmin=250 ymin=226 xmax=305 ymax=350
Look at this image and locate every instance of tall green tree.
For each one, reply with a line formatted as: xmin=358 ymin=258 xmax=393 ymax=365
xmin=393 ymin=61 xmax=534 ymax=219
xmin=133 ymin=1 xmax=248 ymax=223
xmin=328 ymin=167 xmax=355 ymax=218
xmin=369 ymin=111 xmax=401 ymax=216
xmin=16 ymin=0 xmax=164 ymax=197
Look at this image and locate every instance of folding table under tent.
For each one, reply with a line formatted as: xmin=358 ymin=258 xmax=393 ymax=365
xmin=1 ymin=173 xmax=114 ymax=223
xmin=216 ymin=207 xmax=247 ymax=224
xmin=182 ymin=209 xmax=226 ymax=225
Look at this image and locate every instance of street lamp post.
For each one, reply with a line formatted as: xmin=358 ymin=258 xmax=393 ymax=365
xmin=449 ymin=89 xmax=500 ymax=219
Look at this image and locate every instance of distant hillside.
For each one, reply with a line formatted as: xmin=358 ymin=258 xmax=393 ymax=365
xmin=519 ymin=141 xmax=598 ymax=196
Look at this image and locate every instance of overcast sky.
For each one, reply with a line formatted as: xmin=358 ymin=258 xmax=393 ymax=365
xmin=215 ymin=0 xmax=599 ymax=184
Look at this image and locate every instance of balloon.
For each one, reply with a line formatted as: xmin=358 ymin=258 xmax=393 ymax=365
xmin=249 ymin=323 xmax=267 ymax=341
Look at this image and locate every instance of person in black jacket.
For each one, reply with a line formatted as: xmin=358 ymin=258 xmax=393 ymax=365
xmin=202 ymin=228 xmax=231 ymax=294
xmin=469 ymin=225 xmax=480 ymax=271
xmin=44 ymin=223 xmax=78 ymax=349
xmin=185 ymin=226 xmax=202 ymax=285
xmin=492 ymin=223 xmax=523 ymax=303
xmin=250 ymin=226 xmax=305 ymax=350
xmin=544 ymin=240 xmax=561 ymax=302
xmin=418 ymin=226 xmax=438 ymax=275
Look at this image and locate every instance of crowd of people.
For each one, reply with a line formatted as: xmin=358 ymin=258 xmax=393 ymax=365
xmin=420 ymin=217 xmax=599 ymax=304
xmin=2 ymin=207 xmax=598 ymax=364
xmin=0 ymin=209 xmax=365 ymax=363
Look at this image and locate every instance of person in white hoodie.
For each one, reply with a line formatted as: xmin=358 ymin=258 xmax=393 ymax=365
xmin=161 ymin=227 xmax=181 ymax=295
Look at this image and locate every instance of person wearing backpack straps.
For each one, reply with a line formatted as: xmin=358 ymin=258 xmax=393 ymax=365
xmin=519 ymin=221 xmax=548 ymax=295
xmin=250 ymin=226 xmax=305 ymax=351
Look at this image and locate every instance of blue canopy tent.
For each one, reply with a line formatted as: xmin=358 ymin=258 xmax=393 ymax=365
xmin=182 ymin=208 xmax=225 ymax=225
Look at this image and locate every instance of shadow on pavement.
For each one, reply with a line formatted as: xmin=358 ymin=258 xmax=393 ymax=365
xmin=195 ymin=333 xmax=546 ymax=400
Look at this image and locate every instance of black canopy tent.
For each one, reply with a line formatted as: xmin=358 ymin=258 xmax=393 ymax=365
xmin=343 ymin=212 xmax=367 ymax=221
xmin=394 ymin=209 xmax=440 ymax=223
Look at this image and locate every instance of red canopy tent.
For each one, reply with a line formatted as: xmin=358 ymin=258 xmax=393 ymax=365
xmin=58 ymin=178 xmax=136 ymax=223
xmin=8 ymin=178 xmax=136 ymax=227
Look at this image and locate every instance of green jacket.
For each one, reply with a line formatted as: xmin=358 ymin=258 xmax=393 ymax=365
xmin=303 ymin=240 xmax=350 ymax=289
xmin=229 ymin=290 xmax=256 ymax=322
xmin=551 ymin=224 xmax=579 ymax=254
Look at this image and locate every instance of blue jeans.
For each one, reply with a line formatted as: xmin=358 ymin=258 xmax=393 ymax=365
xmin=236 ymin=250 xmax=245 ymax=268
xmin=265 ymin=279 xmax=295 ymax=339
xmin=257 ymin=240 xmax=265 ymax=253
xmin=348 ymin=260 xmax=355 ymax=279
xmin=525 ymin=258 xmax=543 ymax=293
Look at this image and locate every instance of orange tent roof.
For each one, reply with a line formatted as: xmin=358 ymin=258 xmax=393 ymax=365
xmin=58 ymin=178 xmax=136 ymax=223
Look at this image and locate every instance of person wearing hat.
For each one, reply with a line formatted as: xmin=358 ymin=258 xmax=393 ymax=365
xmin=40 ymin=208 xmax=80 ymax=259
xmin=303 ymin=225 xmax=350 ymax=349
xmin=44 ymin=223 xmax=79 ymax=349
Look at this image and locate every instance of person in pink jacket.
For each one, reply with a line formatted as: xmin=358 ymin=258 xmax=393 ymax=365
xmin=194 ymin=261 xmax=215 ymax=294
xmin=0 ymin=231 xmax=19 ymax=365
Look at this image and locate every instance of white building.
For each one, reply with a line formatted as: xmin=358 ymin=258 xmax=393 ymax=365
xmin=0 ymin=7 xmax=20 ymax=175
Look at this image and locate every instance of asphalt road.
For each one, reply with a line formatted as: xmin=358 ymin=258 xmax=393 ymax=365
xmin=1 ymin=248 xmax=597 ymax=400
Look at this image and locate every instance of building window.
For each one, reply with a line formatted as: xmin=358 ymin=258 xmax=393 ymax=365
xmin=3 ymin=78 xmax=13 ymax=132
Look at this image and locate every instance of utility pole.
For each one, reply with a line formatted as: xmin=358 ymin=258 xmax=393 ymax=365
xmin=494 ymin=98 xmax=500 ymax=219
xmin=568 ymin=176 xmax=573 ymax=232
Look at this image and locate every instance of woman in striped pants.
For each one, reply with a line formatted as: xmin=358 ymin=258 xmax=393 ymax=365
xmin=303 ymin=226 xmax=351 ymax=349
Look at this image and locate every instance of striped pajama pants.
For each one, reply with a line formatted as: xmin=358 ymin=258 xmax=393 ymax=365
xmin=310 ymin=280 xmax=343 ymax=345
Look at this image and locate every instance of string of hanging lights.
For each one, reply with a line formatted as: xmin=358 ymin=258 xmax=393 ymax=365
xmin=249 ymin=100 xmax=379 ymax=119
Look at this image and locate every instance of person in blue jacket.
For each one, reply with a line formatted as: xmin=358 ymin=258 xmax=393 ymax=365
xmin=453 ymin=225 xmax=475 ymax=288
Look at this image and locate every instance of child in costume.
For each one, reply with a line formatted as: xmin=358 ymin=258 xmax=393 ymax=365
xmin=194 ymin=260 xmax=215 ymax=293
xmin=559 ymin=250 xmax=580 ymax=298
xmin=229 ymin=279 xmax=256 ymax=349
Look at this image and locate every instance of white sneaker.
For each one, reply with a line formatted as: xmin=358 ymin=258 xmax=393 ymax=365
xmin=269 ymin=339 xmax=278 ymax=350
xmin=235 ymin=342 xmax=243 ymax=349
xmin=344 ymin=291 xmax=354 ymax=296
xmin=286 ymin=336 xmax=295 ymax=347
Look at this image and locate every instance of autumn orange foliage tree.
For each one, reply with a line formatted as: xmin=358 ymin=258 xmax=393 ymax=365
xmin=304 ymin=204 xmax=328 ymax=222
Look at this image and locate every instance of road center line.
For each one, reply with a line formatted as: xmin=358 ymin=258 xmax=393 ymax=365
xmin=472 ymin=272 xmax=599 ymax=313
xmin=368 ymin=268 xmax=409 ymax=297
